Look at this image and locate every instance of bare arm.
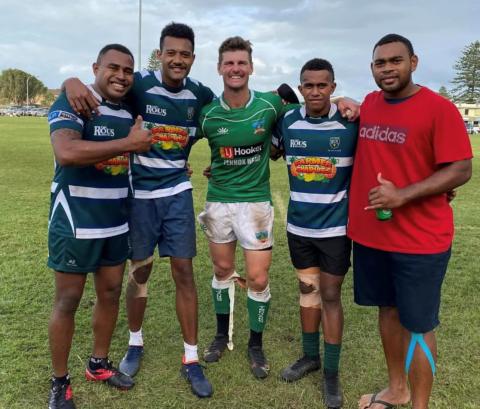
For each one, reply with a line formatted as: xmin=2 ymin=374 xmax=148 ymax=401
xmin=366 ymin=159 xmax=472 ymax=210
xmin=331 ymin=97 xmax=360 ymax=121
xmin=51 ymin=116 xmax=152 ymax=167
xmin=270 ymin=144 xmax=283 ymax=161
xmin=62 ymin=78 xmax=101 ymax=117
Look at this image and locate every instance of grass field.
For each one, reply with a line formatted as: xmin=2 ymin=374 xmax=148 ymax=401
xmin=0 ymin=117 xmax=478 ymax=409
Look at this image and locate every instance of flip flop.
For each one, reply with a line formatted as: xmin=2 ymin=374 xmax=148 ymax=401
xmin=364 ymin=393 xmax=396 ymax=409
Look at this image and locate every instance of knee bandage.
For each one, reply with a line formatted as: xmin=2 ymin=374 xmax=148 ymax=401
xmin=297 ymin=272 xmax=322 ymax=309
xmin=127 ymin=256 xmax=154 ymax=298
xmin=405 ymin=332 xmax=436 ymax=375
xmin=247 ymin=284 xmax=271 ymax=303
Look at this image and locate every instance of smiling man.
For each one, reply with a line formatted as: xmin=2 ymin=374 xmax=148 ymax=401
xmin=64 ymin=22 xmax=215 ymax=398
xmin=272 ymin=58 xmax=357 ymax=408
xmin=348 ymin=34 xmax=472 ymax=409
xmin=197 ymin=36 xmax=293 ymax=379
xmin=47 ymin=44 xmax=151 ymax=409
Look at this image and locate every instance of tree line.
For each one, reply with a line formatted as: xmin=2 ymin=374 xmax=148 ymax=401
xmin=438 ymin=40 xmax=479 ymax=103
xmin=1 ymin=41 xmax=478 ymax=106
xmin=0 ymin=69 xmax=56 ymax=105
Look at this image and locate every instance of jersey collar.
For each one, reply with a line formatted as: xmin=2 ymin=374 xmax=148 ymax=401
xmin=154 ymin=70 xmax=187 ymax=92
xmin=300 ymin=103 xmax=337 ymax=119
xmin=219 ymin=90 xmax=254 ymax=110
xmin=87 ymin=84 xmax=124 ymax=108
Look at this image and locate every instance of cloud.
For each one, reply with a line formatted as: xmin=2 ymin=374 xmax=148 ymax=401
xmin=59 ymin=64 xmax=91 ymax=75
xmin=0 ymin=0 xmax=478 ymax=99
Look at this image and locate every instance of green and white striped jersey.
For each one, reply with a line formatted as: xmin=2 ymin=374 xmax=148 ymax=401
xmin=129 ymin=70 xmax=214 ymax=198
xmin=48 ymin=87 xmax=133 ymax=239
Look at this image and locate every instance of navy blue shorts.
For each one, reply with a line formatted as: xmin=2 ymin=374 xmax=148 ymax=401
xmin=353 ymin=242 xmax=451 ymax=333
xmin=128 ymin=189 xmax=196 ymax=260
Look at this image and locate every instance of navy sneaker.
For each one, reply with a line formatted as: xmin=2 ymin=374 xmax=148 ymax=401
xmin=180 ymin=362 xmax=213 ymax=398
xmin=48 ymin=380 xmax=76 ymax=409
xmin=85 ymin=358 xmax=134 ymax=390
xmin=119 ymin=345 xmax=144 ymax=377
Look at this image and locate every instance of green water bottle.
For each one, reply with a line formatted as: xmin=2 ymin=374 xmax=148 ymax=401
xmin=376 ymin=208 xmax=392 ymax=221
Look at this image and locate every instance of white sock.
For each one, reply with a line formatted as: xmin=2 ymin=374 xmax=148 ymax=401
xmin=129 ymin=328 xmax=144 ymax=346
xmin=183 ymin=342 xmax=198 ymax=363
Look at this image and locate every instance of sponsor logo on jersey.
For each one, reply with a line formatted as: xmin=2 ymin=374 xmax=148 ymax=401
xmin=329 ymin=136 xmax=340 ymax=149
xmin=95 ymin=154 xmax=129 ymax=175
xmin=48 ymin=110 xmax=80 ymax=123
xmin=255 ymin=230 xmax=269 ymax=243
xmin=94 ymin=126 xmax=115 ymax=137
xmin=144 ymin=122 xmax=189 ymax=150
xmin=359 ymin=124 xmax=407 ymax=144
xmin=290 ymin=139 xmax=307 ymax=148
xmin=187 ymin=106 xmax=195 ymax=120
xmin=290 ymin=156 xmax=337 ymax=182
xmin=217 ymin=127 xmax=229 ymax=135
xmin=220 ymin=141 xmax=263 ymax=159
xmin=252 ymin=119 xmax=266 ymax=135
xmin=145 ymin=105 xmax=167 ymax=116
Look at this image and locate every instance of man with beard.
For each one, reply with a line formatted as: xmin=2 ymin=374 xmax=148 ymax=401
xmin=348 ymin=34 xmax=472 ymax=409
xmin=64 ymin=23 xmax=214 ymax=398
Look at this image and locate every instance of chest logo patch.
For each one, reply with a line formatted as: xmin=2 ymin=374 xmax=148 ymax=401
xmin=144 ymin=122 xmax=189 ymax=150
xmin=329 ymin=137 xmax=340 ymax=150
xmin=217 ymin=127 xmax=229 ymax=135
xmin=187 ymin=107 xmax=195 ymax=120
xmin=95 ymin=154 xmax=129 ymax=175
xmin=290 ymin=157 xmax=337 ymax=182
xmin=252 ymin=119 xmax=266 ymax=135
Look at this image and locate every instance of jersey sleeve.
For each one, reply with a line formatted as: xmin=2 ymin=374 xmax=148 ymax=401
xmin=199 ymin=83 xmax=216 ymax=107
xmin=272 ymin=116 xmax=285 ymax=149
xmin=48 ymin=92 xmax=84 ymax=134
xmin=432 ymin=98 xmax=473 ymax=164
xmin=195 ymin=107 xmax=207 ymax=140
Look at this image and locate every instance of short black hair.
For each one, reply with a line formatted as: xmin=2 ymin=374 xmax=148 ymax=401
xmin=160 ymin=22 xmax=195 ymax=51
xmin=373 ymin=34 xmax=414 ymax=56
xmin=96 ymin=44 xmax=134 ymax=64
xmin=300 ymin=58 xmax=335 ymax=82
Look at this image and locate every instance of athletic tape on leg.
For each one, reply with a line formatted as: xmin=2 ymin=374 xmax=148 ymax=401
xmin=297 ymin=272 xmax=322 ymax=309
xmin=405 ymin=332 xmax=436 ymax=375
xmin=127 ymin=256 xmax=154 ymax=298
xmin=212 ymin=271 xmax=240 ymax=350
xmin=227 ymin=271 xmax=240 ymax=350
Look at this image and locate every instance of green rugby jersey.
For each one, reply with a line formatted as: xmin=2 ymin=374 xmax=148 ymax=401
xmin=199 ymin=90 xmax=286 ymax=202
xmin=48 ymin=87 xmax=133 ymax=239
xmin=129 ymin=70 xmax=214 ymax=198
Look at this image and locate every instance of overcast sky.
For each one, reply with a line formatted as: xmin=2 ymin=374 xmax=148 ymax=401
xmin=1 ymin=0 xmax=478 ymax=100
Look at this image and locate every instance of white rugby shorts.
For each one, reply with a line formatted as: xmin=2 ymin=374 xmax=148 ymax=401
xmin=198 ymin=201 xmax=274 ymax=250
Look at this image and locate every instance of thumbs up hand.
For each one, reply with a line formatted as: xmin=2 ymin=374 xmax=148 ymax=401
xmin=126 ymin=115 xmax=151 ymax=153
xmin=365 ymin=172 xmax=406 ymax=210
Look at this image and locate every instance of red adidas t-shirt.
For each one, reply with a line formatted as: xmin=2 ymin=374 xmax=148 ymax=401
xmin=348 ymin=87 xmax=472 ymax=254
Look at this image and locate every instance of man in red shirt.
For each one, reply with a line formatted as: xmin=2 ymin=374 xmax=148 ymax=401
xmin=348 ymin=34 xmax=472 ymax=409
